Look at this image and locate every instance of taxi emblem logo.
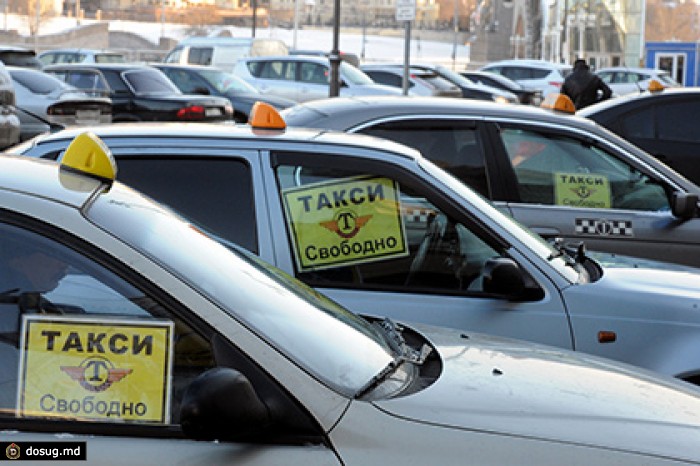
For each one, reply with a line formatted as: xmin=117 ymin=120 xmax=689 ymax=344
xmin=61 ymin=355 xmax=132 ymax=393
xmin=570 ymin=185 xmax=596 ymax=199
xmin=320 ymin=210 xmax=372 ymax=239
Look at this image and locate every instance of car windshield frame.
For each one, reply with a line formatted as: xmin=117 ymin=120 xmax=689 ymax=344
xmin=86 ymin=182 xmax=395 ymax=396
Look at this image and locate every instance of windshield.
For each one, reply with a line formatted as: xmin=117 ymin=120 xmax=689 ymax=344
xmin=86 ymin=183 xmax=394 ymax=396
xmin=199 ymin=69 xmax=259 ymax=94
xmin=435 ymin=64 xmax=472 ymax=87
xmin=340 ymin=61 xmax=374 ymax=85
xmin=419 ymin=158 xmax=581 ymax=283
xmin=123 ymin=68 xmax=181 ymax=95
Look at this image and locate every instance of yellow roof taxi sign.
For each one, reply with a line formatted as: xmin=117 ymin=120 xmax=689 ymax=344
xmin=282 ymin=175 xmax=409 ymax=271
xmin=61 ymin=132 xmax=117 ymax=183
xmin=17 ymin=316 xmax=174 ymax=424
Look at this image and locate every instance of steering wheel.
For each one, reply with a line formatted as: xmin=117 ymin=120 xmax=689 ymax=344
xmin=405 ymin=213 xmax=467 ymax=289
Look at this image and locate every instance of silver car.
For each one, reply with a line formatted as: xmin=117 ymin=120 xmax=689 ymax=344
xmin=232 ymin=55 xmax=402 ymax=102
xmin=281 ymin=95 xmax=700 ymax=270
xmin=3 ymin=134 xmax=700 ymax=464
xmin=11 ymin=118 xmax=700 ymax=388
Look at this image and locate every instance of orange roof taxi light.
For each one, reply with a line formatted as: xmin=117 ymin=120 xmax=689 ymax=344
xmin=647 ymin=79 xmax=665 ymax=93
xmin=249 ymin=101 xmax=286 ymax=130
xmin=540 ymin=93 xmax=576 ymax=114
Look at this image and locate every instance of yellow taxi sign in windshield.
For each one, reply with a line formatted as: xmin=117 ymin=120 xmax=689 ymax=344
xmin=61 ymin=132 xmax=117 ymax=183
xmin=249 ymin=101 xmax=286 ymax=130
xmin=540 ymin=93 xmax=576 ymax=114
xmin=647 ymin=79 xmax=665 ymax=93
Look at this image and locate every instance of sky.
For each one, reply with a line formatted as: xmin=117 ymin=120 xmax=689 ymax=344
xmin=2 ymin=13 xmax=471 ymax=66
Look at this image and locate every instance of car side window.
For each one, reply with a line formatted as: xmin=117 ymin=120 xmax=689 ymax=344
xmin=115 ymin=157 xmax=258 ymax=254
xmin=366 ymin=71 xmax=402 ymax=87
xmin=0 ymin=221 xmax=215 ymax=426
xmin=299 ymin=63 xmax=327 ymax=84
xmin=619 ymin=106 xmax=655 ymax=138
xmin=274 ymin=159 xmax=506 ymax=295
xmin=360 ymin=120 xmax=490 ymax=197
xmin=188 ymin=47 xmax=213 ymax=66
xmin=655 ymin=101 xmax=700 ymax=143
xmin=501 ymin=128 xmax=669 ymax=211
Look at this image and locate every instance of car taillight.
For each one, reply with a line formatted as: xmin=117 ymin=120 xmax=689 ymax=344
xmin=177 ymin=105 xmax=206 ymax=120
xmin=550 ymin=81 xmax=563 ymax=88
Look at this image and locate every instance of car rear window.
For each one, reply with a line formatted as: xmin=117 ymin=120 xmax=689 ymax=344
xmin=10 ymin=69 xmax=64 ymax=94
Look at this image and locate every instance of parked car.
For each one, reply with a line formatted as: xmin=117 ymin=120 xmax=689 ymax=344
xmin=8 ymin=66 xmax=111 ymax=141
xmin=38 ymin=48 xmax=126 ymax=66
xmin=460 ymin=69 xmax=543 ymax=105
xmin=361 ymin=64 xmax=463 ymax=97
xmin=43 ymin=63 xmax=233 ymax=122
xmin=595 ymin=66 xmax=681 ymax=96
xmin=0 ymin=61 xmax=20 ymax=148
xmin=579 ymin=87 xmax=700 ymax=186
xmin=163 ymin=36 xmax=289 ymax=73
xmin=4 ymin=133 xmax=700 ymax=464
xmin=232 ymin=55 xmax=402 ymax=102
xmin=152 ymin=63 xmax=295 ymax=123
xmin=11 ymin=109 xmax=700 ymax=387
xmin=479 ymin=59 xmax=572 ymax=98
xmin=281 ymin=95 xmax=700 ymax=269
xmin=382 ymin=63 xmax=519 ymax=103
xmin=0 ymin=45 xmax=42 ymax=69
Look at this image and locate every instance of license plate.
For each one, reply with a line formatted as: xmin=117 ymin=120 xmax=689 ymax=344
xmin=205 ymin=108 xmax=222 ymax=117
xmin=76 ymin=109 xmax=100 ymax=123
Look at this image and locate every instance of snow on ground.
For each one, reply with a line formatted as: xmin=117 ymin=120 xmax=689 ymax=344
xmin=4 ymin=13 xmax=470 ymax=65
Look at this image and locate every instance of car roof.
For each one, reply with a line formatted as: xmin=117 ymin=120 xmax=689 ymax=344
xmin=19 ymin=121 xmax=423 ymax=161
xmin=0 ymin=154 xmax=102 ymax=207
xmin=282 ymin=95 xmax=598 ymax=130
xmin=578 ymin=87 xmax=700 ymax=114
xmin=595 ymin=66 xmax=668 ymax=74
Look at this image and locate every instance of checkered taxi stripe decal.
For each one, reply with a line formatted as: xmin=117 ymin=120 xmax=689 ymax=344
xmin=575 ymin=219 xmax=634 ymax=237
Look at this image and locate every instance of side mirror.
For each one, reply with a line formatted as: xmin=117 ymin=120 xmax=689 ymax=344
xmin=482 ymin=257 xmax=526 ymax=299
xmin=671 ymin=191 xmax=699 ymax=219
xmin=180 ymin=367 xmax=271 ymax=441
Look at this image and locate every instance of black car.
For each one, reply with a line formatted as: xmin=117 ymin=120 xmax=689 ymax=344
xmin=578 ymin=88 xmax=700 ymax=186
xmin=152 ymin=63 xmax=295 ymax=123
xmin=460 ymin=70 xmax=543 ymax=105
xmin=43 ymin=63 xmax=233 ymax=122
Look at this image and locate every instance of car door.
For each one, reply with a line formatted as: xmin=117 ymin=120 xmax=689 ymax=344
xmin=296 ymin=61 xmax=330 ymax=102
xmin=608 ymin=96 xmax=700 ymax=186
xmin=0 ymin=215 xmax=337 ymax=465
xmin=259 ymin=149 xmax=573 ymax=350
xmin=485 ymin=122 xmax=700 ymax=265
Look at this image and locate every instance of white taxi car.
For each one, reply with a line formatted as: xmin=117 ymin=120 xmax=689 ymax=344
xmin=11 ymin=105 xmax=700 ymax=389
xmin=2 ymin=132 xmax=700 ymax=464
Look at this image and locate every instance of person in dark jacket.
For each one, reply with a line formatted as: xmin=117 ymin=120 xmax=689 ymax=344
xmin=561 ymin=59 xmax=612 ymax=109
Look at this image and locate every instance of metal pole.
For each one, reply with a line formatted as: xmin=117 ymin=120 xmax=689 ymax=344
xmin=160 ymin=0 xmax=165 ymax=39
xmin=329 ymin=0 xmax=341 ymax=97
xmin=402 ymin=20 xmax=411 ymax=95
xmin=252 ymin=0 xmax=257 ymax=37
xmin=293 ymin=0 xmax=299 ymax=49
xmin=451 ymin=0 xmax=458 ymax=69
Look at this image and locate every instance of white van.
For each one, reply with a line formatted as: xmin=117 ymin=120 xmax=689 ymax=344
xmin=163 ymin=37 xmax=288 ymax=73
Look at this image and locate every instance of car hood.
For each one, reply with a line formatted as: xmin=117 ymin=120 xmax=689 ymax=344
xmin=374 ymin=324 xmax=700 ymax=461
xmin=564 ymin=266 xmax=700 ymax=320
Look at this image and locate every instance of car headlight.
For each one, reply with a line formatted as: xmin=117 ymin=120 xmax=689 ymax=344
xmin=492 ymin=95 xmax=510 ymax=104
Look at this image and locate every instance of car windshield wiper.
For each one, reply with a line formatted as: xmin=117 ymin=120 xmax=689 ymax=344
xmin=354 ymin=318 xmax=432 ymax=399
